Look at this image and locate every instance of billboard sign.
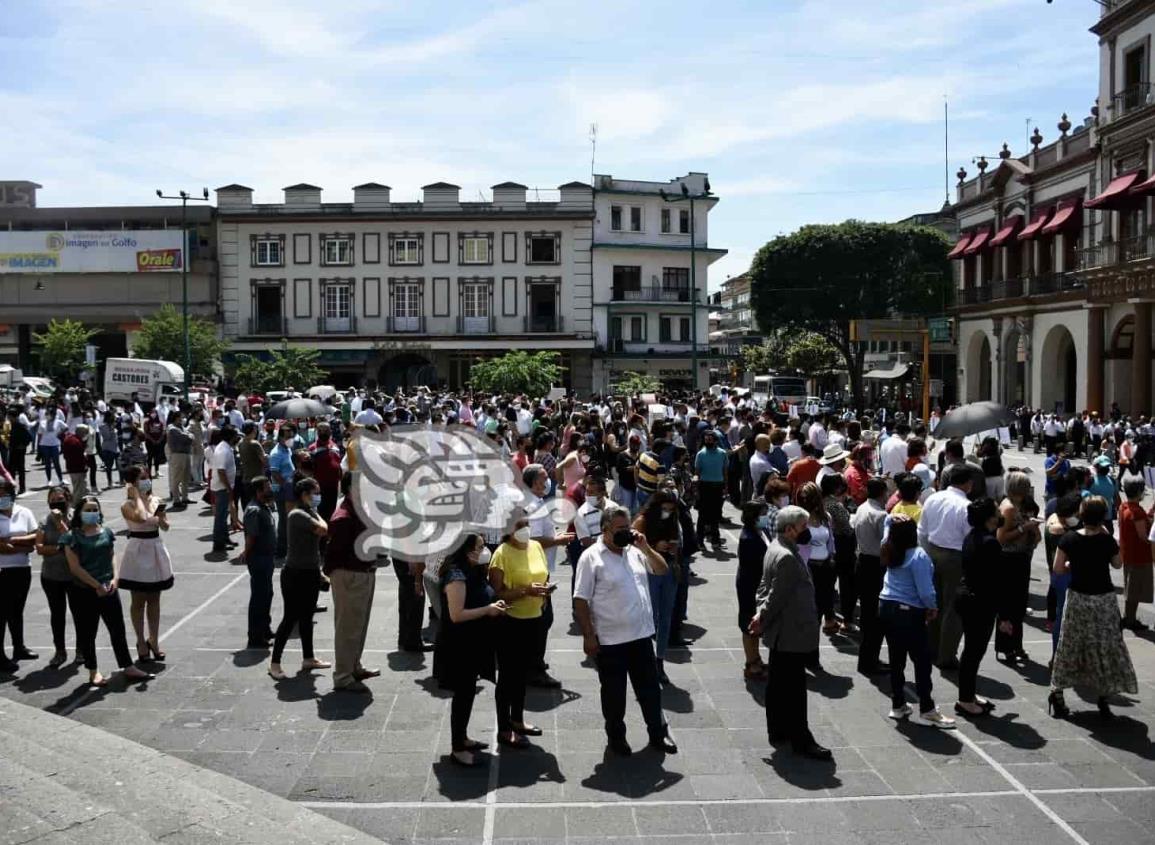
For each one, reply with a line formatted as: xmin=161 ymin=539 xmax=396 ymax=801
xmin=0 ymin=230 xmax=184 ymax=274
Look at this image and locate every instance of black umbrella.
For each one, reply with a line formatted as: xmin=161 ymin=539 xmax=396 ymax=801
xmin=264 ymin=397 xmax=331 ymax=420
xmin=932 ymin=401 xmax=1013 ymax=439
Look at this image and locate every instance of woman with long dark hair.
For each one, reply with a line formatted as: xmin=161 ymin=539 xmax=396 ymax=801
xmin=633 ymin=489 xmax=680 ymax=684
xmin=795 ymin=482 xmax=838 ymax=635
xmin=118 ymin=465 xmax=174 ymax=662
xmin=35 ymin=485 xmax=82 ymax=667
xmin=955 ymin=498 xmax=1002 ymax=717
xmin=434 ymin=533 xmax=507 ymax=767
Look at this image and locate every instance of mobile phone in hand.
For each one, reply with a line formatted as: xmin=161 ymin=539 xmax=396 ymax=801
xmin=546 ymin=583 xmax=559 ymax=593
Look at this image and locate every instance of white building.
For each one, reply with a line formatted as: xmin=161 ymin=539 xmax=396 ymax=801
xmin=590 ymin=173 xmax=725 ymax=392
xmin=215 ymin=181 xmax=595 ymax=391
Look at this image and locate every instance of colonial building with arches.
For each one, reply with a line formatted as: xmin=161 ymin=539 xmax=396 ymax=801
xmin=952 ymin=0 xmax=1155 ymax=418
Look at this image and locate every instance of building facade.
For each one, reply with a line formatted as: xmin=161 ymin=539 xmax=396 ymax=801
xmin=590 ymin=173 xmax=724 ymax=392
xmin=216 ymin=181 xmax=595 ymax=392
xmin=0 ymin=181 xmax=217 ymax=373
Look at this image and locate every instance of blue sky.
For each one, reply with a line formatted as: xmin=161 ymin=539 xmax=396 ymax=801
xmin=1 ymin=0 xmax=1097 ymax=287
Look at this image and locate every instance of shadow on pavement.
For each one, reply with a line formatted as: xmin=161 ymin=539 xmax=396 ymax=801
xmin=763 ymin=749 xmax=841 ymax=790
xmin=317 ymin=688 xmax=373 ymax=722
xmin=895 ymin=719 xmax=965 ymax=755
xmin=1067 ymin=709 xmax=1155 ymax=760
xmin=582 ymin=748 xmax=683 ymax=798
xmin=961 ymin=711 xmax=1046 ymax=750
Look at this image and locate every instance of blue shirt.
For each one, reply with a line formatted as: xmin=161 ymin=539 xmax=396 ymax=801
xmin=1043 ymin=455 xmax=1069 ymax=496
xmin=880 ymin=546 xmax=937 ymax=609
xmin=694 ymin=446 xmax=727 ymax=483
xmin=1088 ymin=475 xmax=1118 ymax=519
xmin=268 ymin=443 xmax=295 ymax=488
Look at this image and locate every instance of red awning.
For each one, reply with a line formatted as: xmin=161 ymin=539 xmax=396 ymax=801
xmin=1130 ymin=172 xmax=1155 ymax=196
xmin=963 ymin=226 xmax=993 ymax=255
xmin=1042 ymin=198 xmax=1082 ymax=235
xmin=1018 ymin=208 xmax=1052 ymax=241
xmin=1086 ymin=170 xmax=1144 ymax=210
xmin=990 ymin=215 xmax=1024 ymax=246
xmin=947 ymin=233 xmax=972 ymax=260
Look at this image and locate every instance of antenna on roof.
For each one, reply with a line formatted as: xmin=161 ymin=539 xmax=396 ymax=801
xmin=589 ymin=123 xmax=598 ymax=181
xmin=943 ymin=95 xmax=950 ymax=206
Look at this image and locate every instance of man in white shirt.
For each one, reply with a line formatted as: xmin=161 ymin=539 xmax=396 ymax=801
xmin=917 ymin=465 xmax=973 ymax=670
xmin=879 ymin=422 xmax=910 ymax=477
xmin=210 ymin=428 xmax=239 ymax=553
xmin=748 ymin=434 xmax=775 ymax=491
xmin=573 ymin=505 xmax=677 ymax=756
xmin=354 ymin=398 xmax=384 ymax=426
xmin=807 ymin=417 xmax=828 ymax=450
xmin=524 ymin=464 xmax=575 ymax=688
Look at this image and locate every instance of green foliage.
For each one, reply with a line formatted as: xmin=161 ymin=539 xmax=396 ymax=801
xmin=233 ymin=345 xmax=327 ymax=394
xmin=32 ymin=319 xmax=98 ymax=383
xmin=786 ymin=333 xmax=841 ymax=377
xmin=613 ymin=371 xmax=662 ymax=395
xmin=740 ymin=328 xmax=790 ymax=374
xmin=467 ymin=350 xmax=563 ymax=396
xmin=748 ymin=220 xmax=951 ymax=407
xmin=133 ymin=304 xmax=228 ymax=379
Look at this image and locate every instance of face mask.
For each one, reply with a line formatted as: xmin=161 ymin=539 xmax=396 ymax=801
xmin=0 ymin=496 xmax=12 ymax=510
xmin=1065 ymin=516 xmax=1080 ymax=527
xmin=580 ymin=454 xmax=590 ymax=465
xmin=612 ymin=528 xmax=634 ymax=548
xmin=513 ymin=526 xmax=532 ymax=544
xmin=794 ymin=527 xmax=812 ymax=546
xmin=49 ymin=501 xmax=67 ymax=513
xmin=311 ymin=494 xmax=322 ymax=509
xmin=588 ymin=496 xmax=603 ymax=508
xmin=477 ymin=547 xmax=493 ymax=566
xmin=661 ymin=509 xmax=675 ymax=520
xmin=81 ymin=511 xmax=101 ymax=525
xmin=757 ymin=515 xmax=771 ymax=531
xmin=137 ymin=480 xmax=152 ymax=495
xmin=270 ymin=482 xmax=281 ymax=493
xmin=777 ymin=495 xmax=790 ymax=509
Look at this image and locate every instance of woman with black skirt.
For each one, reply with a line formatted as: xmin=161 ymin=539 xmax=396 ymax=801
xmin=434 ymin=533 xmax=507 ymax=767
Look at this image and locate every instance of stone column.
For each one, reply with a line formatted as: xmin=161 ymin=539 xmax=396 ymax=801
xmin=1132 ymin=301 xmax=1151 ymax=418
xmin=1086 ymin=306 xmax=1105 ymax=415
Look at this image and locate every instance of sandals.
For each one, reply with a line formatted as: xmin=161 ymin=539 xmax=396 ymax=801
xmin=822 ymin=620 xmax=841 ymax=635
xmin=136 ymin=641 xmax=150 ymax=663
xmin=89 ymin=672 xmax=107 ymax=688
xmin=148 ymin=641 xmax=166 ymax=661
xmin=122 ymin=666 xmax=153 ymax=681
xmin=497 ymin=732 xmax=531 ymax=749
xmin=268 ymin=664 xmax=287 ymax=681
xmin=450 ymin=750 xmax=478 ymax=767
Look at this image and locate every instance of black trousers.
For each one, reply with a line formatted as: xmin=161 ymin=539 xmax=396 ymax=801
xmin=834 ymin=534 xmax=857 ymax=623
xmin=994 ymin=551 xmax=1031 ymax=656
xmin=695 ymin=481 xmax=724 ymax=542
xmin=0 ymin=567 xmax=32 ymax=655
xmin=765 ymin=649 xmax=814 ymax=748
xmin=496 ymin=615 xmax=534 ymax=734
xmin=451 ymin=684 xmax=478 ymax=751
xmin=272 ymin=568 xmax=320 ymax=663
xmin=87 ymin=454 xmax=98 ymax=488
xmin=959 ymin=604 xmax=996 ymax=703
xmin=393 ymin=560 xmax=426 ymax=650
xmin=41 ymin=577 xmax=81 ymax=653
xmin=809 ymin=561 xmax=836 ymax=618
xmin=880 ymin=600 xmax=934 ymax=712
xmin=7 ymin=445 xmax=26 ymax=492
xmin=319 ymin=485 xmax=338 ymax=523
xmin=68 ymin=584 xmax=133 ymax=671
xmin=595 ymin=637 xmax=667 ymax=743
xmin=855 ymin=554 xmax=884 ymax=670
xmin=533 ymin=594 xmax=553 ymax=672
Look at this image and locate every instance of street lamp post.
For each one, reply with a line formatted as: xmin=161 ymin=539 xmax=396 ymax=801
xmin=660 ymin=182 xmax=712 ymax=390
xmin=155 ymin=188 xmax=209 ymax=402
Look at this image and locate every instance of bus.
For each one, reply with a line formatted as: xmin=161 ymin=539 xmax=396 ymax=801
xmin=751 ymin=374 xmax=808 ymax=408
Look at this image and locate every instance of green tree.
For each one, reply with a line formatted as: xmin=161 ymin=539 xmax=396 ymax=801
xmin=740 ymin=328 xmax=790 ymax=375
xmin=468 ymin=350 xmax=562 ymax=396
xmin=613 ymin=371 xmax=662 ymax=395
xmin=748 ymin=220 xmax=950 ymax=410
xmin=132 ymin=304 xmax=228 ymax=380
xmin=785 ymin=332 xmax=841 ymax=379
xmin=232 ymin=345 xmax=327 ymax=394
xmin=32 ymin=319 xmax=98 ymax=383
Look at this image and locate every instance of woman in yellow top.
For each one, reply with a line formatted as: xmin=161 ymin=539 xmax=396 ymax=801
xmin=489 ymin=515 xmax=551 ymax=748
xmin=891 ymin=474 xmax=924 ymax=522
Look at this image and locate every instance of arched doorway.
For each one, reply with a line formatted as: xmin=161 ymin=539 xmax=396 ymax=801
xmin=1040 ymin=325 xmax=1078 ymax=413
xmin=965 ymin=331 xmax=992 ymax=402
xmin=378 ymin=353 xmax=436 ymax=393
xmin=1110 ymin=315 xmax=1134 ymax=413
xmin=1002 ymin=329 xmax=1028 ymax=407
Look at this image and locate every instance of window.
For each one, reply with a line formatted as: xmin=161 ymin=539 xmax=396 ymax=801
xmin=394 ymin=282 xmax=420 ymax=317
xmin=463 ymin=283 xmax=489 ymax=317
xmin=324 ymin=284 xmax=351 ymax=319
xmin=679 ymin=209 xmax=691 ymax=234
xmin=611 ymin=316 xmax=645 ymax=342
xmin=662 ymin=267 xmax=690 ymax=301
xmin=611 ymin=205 xmax=622 ymax=231
xmin=660 ymin=316 xmax=692 ymax=342
xmin=630 ymin=206 xmax=642 ymax=232
xmin=461 ymin=235 xmax=491 ymax=264
xmin=630 ymin=316 xmax=644 ymax=340
xmin=253 ymin=237 xmax=283 ymax=267
xmin=660 ymin=208 xmax=671 ymax=233
xmin=680 ymin=317 xmax=691 ymax=340
xmin=660 ymin=317 xmax=672 ymax=342
xmin=393 ymin=237 xmax=420 ymax=265
xmin=527 ymin=233 xmax=559 ymax=264
xmin=612 ymin=265 xmax=642 ymax=299
xmin=321 ymin=235 xmax=353 ymax=265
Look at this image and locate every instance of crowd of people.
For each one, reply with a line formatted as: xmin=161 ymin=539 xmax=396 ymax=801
xmin=0 ymin=382 xmax=1149 ymax=766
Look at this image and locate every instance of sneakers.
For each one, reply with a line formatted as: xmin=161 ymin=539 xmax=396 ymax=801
xmin=917 ymin=708 xmax=957 ymax=730
xmin=888 ymin=704 xmax=913 ymax=720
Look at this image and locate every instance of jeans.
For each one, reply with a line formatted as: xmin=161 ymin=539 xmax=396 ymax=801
xmin=880 ymin=599 xmax=935 ymax=712
xmin=246 ymin=553 xmax=275 ymax=643
xmin=496 ymin=615 xmax=534 ymax=733
xmin=99 ymin=450 xmax=118 ymax=487
xmin=648 ymin=566 xmax=677 ymax=660
xmin=855 ymin=554 xmax=884 ymax=670
xmin=595 ymin=637 xmax=667 ymax=743
xmin=1051 ymin=570 xmax=1072 ymax=654
xmin=39 ymin=444 xmax=63 ymax=483
xmin=0 ymin=567 xmax=32 ymax=655
xmin=958 ymin=604 xmax=996 ymax=703
xmin=272 ymin=568 xmax=321 ymax=663
xmin=68 ymin=584 xmax=133 ymax=671
xmin=41 ymin=577 xmax=80 ymax=653
xmin=212 ymin=489 xmax=231 ymax=550
xmin=765 ymin=649 xmax=814 ymax=748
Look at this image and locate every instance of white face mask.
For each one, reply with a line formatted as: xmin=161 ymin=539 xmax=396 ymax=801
xmin=513 ymin=526 xmax=532 ymax=544
xmin=588 ymin=496 xmax=603 ymax=508
xmin=477 ymin=547 xmax=493 ymax=566
xmin=1065 ymin=516 xmax=1080 ymax=527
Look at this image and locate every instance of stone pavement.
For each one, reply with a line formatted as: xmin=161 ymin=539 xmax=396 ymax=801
xmin=1 ymin=445 xmax=1154 ymax=844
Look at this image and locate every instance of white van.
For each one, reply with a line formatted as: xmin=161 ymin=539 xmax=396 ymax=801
xmin=103 ymin=358 xmax=184 ymax=407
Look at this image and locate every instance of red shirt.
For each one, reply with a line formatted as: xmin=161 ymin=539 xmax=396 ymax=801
xmin=844 ymin=463 xmax=871 ymax=505
xmin=61 ymin=433 xmax=87 ymax=473
xmin=323 ymin=500 xmax=372 ymax=573
xmin=1118 ymin=500 xmax=1151 ymax=566
xmin=308 ymin=440 xmax=343 ymax=488
xmin=786 ymin=457 xmax=820 ymax=495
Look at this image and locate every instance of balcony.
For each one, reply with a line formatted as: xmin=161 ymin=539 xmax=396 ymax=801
xmin=524 ymin=315 xmax=565 ymax=333
xmin=386 ymin=315 xmax=426 ymax=333
xmin=1077 ymin=236 xmax=1155 ymax=271
xmin=1113 ymin=82 xmax=1155 ymax=119
xmin=318 ymin=315 xmax=357 ymax=334
xmin=248 ymin=316 xmax=287 ymax=336
xmin=457 ymin=315 xmax=494 ymax=334
xmin=959 ymin=274 xmax=1083 ymax=306
xmin=601 ymin=338 xmax=709 ymax=356
xmin=611 ymin=284 xmax=695 ymax=303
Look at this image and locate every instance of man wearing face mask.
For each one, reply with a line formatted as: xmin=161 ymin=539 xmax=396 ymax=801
xmin=693 ymin=430 xmax=727 ymax=551
xmin=573 ymin=505 xmax=678 ymax=756
xmin=571 ymin=475 xmax=607 ymax=595
xmin=524 ymin=464 xmax=576 ymax=688
xmin=242 ymin=476 xmax=278 ymax=649
xmin=748 ymin=506 xmax=832 ymax=760
xmin=267 ymin=425 xmax=296 ymax=560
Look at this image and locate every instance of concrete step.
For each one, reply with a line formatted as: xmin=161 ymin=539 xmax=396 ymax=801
xmin=0 ymin=699 xmax=381 ymax=844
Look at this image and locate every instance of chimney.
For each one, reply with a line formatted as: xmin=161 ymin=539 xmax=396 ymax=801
xmin=283 ymin=183 xmax=322 ymax=208
xmin=215 ymin=184 xmax=253 ymax=210
xmin=557 ymin=181 xmax=593 ymax=210
xmin=422 ymin=182 xmax=460 ymax=210
xmin=353 ymin=182 xmax=391 ymax=210
xmin=491 ymin=181 xmax=527 ymax=210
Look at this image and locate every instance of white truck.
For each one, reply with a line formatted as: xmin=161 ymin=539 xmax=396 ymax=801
xmin=103 ymin=358 xmax=184 ymax=407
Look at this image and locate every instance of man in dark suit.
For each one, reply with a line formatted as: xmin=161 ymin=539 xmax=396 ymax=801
xmin=749 ymin=506 xmax=831 ymax=760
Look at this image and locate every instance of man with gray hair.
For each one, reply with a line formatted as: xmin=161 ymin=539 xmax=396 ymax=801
xmin=749 ymin=505 xmax=831 ymax=760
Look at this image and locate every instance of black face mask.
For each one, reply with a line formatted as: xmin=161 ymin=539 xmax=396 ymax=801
xmin=611 ymin=529 xmax=634 ymax=548
xmin=794 ymin=527 xmax=812 ymax=546
xmin=49 ymin=501 xmax=67 ymax=513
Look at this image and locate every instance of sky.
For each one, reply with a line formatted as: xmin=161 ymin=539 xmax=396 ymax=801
xmin=1 ymin=0 xmax=1099 ymax=288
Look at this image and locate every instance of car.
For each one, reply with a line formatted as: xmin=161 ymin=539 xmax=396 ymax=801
xmin=264 ymin=390 xmax=301 ymax=404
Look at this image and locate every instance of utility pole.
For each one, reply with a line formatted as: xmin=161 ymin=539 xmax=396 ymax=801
xmin=155 ymin=188 xmax=210 ymax=403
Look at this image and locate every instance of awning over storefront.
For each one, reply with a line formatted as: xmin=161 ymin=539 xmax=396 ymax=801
xmin=1086 ymin=170 xmax=1144 ymax=210
xmin=864 ymin=363 xmax=909 ymax=380
xmin=947 ymin=233 xmax=972 ymax=260
xmin=1017 ymin=207 xmax=1052 ymax=241
xmin=1041 ymin=198 xmax=1082 ymax=234
xmin=989 ymin=215 xmax=1024 ymax=247
xmin=1130 ymin=171 xmax=1155 ymax=196
xmin=963 ymin=227 xmax=992 ymax=255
